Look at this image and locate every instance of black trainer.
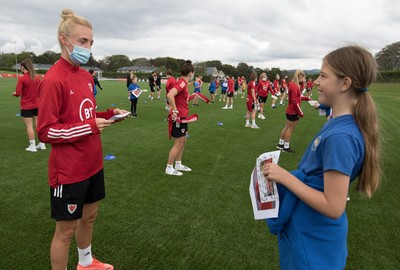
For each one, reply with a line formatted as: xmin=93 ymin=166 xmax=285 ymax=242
xmin=276 ymin=144 xmax=284 ymax=150
xmin=283 ymin=147 xmax=294 ymax=153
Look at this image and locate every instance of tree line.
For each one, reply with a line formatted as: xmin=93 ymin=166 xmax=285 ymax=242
xmin=0 ymin=41 xmax=398 ymax=76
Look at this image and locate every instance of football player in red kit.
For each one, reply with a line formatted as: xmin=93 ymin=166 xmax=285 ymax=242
xmin=165 ymin=60 xmax=196 ymax=176
xmin=276 ymin=69 xmax=306 ymax=152
xmin=245 ymin=70 xmax=260 ymax=129
xmin=279 ymin=75 xmax=289 ymax=106
xmin=223 ymin=75 xmax=235 ymax=109
xmin=271 ymin=74 xmax=280 ymax=108
xmin=256 ymin=73 xmax=273 ymax=120
xmin=165 ymin=69 xmax=176 ymax=111
xmin=37 ymin=9 xmax=129 ymax=270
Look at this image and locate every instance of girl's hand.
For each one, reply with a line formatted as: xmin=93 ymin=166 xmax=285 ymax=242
xmin=263 ymin=163 xmax=291 ymax=185
xmin=171 ymin=111 xmax=178 ymax=121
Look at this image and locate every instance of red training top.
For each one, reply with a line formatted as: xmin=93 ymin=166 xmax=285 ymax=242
xmin=166 ymin=76 xmax=176 ymax=94
xmin=227 ymin=78 xmax=235 ymax=93
xmin=247 ymin=80 xmax=256 ymax=101
xmin=256 ymin=80 xmax=273 ymax=97
xmin=173 ymin=78 xmax=189 ymax=117
xmin=286 ymin=81 xmax=304 ymax=117
xmin=307 ymin=80 xmax=314 ymax=89
xmin=273 ymin=79 xmax=280 ymax=95
xmin=14 ymin=73 xmax=40 ymax=110
xmin=37 ymin=57 xmax=115 ymax=188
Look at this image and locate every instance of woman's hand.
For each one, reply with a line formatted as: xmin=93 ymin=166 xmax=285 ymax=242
xmin=95 ymin=118 xmax=114 ymax=132
xmin=113 ymin=108 xmax=129 ymax=116
xmin=112 ymin=108 xmax=130 ymax=122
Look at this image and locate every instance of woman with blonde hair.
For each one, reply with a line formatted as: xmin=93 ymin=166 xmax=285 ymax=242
xmin=37 ymin=9 xmax=128 ymax=270
xmin=276 ymin=69 xmax=305 ymax=152
xmin=264 ymin=45 xmax=381 ymax=269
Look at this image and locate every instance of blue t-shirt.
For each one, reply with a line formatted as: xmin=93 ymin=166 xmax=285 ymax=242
xmin=194 ymin=81 xmax=201 ymax=93
xmin=128 ymin=83 xmax=140 ymax=100
xmin=221 ymin=81 xmax=228 ymax=91
xmin=209 ymin=80 xmax=217 ymax=92
xmin=278 ymin=114 xmax=365 ymax=270
xmin=298 ymin=114 xmax=364 ymax=181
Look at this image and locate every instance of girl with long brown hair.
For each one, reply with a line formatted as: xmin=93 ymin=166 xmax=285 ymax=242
xmin=13 ymin=58 xmax=46 ymax=152
xmin=263 ymin=46 xmax=381 ymax=269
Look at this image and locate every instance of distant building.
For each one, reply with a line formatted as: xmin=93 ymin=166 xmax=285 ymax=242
xmin=12 ymin=63 xmax=103 ymax=79
xmin=205 ymin=67 xmax=218 ymax=75
xmin=12 ymin=63 xmax=53 ymax=71
xmin=117 ymin=66 xmax=154 ymax=73
xmin=205 ymin=66 xmax=225 ymax=78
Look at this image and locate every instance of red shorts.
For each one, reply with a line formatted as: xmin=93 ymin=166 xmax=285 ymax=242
xmin=246 ymin=98 xmax=254 ymax=111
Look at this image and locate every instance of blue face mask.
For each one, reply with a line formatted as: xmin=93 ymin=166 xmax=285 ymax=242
xmin=66 ymin=38 xmax=91 ymax=65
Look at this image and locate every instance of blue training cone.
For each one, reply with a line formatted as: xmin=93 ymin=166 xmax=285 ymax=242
xmin=104 ymin=154 xmax=116 ymax=161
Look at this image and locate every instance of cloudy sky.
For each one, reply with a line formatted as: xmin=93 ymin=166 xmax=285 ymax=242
xmin=1 ymin=0 xmax=399 ymax=70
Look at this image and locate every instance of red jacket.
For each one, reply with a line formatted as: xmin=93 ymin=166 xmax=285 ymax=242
xmin=227 ymin=79 xmax=235 ymax=93
xmin=286 ymin=82 xmax=304 ymax=117
xmin=14 ymin=73 xmax=39 ymax=110
xmin=173 ymin=78 xmax=189 ymax=117
xmin=256 ymin=80 xmax=273 ymax=97
xmin=166 ymin=77 xmax=176 ymax=94
xmin=273 ymin=79 xmax=280 ymax=94
xmin=37 ymin=57 xmax=114 ymax=187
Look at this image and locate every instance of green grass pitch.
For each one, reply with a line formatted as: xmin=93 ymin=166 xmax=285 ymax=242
xmin=0 ymin=77 xmax=399 ymax=269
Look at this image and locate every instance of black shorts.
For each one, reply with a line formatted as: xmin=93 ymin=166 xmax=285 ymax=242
xmin=258 ymin=96 xmax=268 ymax=103
xmin=227 ymin=92 xmax=234 ymax=98
xmin=286 ymin=114 xmax=300 ymax=122
xmin=150 ymin=85 xmax=155 ymax=92
xmin=50 ymin=169 xmax=105 ymax=221
xmin=21 ymin=108 xmax=38 ymax=118
xmin=171 ymin=122 xmax=188 ymax=138
xmin=221 ymin=90 xmax=227 ymax=95
xmin=306 ymin=88 xmax=312 ymax=92
xmin=280 ymin=87 xmax=286 ymax=94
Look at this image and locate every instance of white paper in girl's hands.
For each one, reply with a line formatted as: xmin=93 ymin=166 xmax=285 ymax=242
xmin=249 ymin=150 xmax=281 ymax=220
xmin=110 ymin=112 xmax=131 ymax=120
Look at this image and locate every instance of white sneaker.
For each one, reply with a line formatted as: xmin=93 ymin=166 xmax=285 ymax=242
xmin=222 ymin=106 xmax=228 ymax=109
xmin=245 ymin=123 xmax=251 ymax=128
xmin=257 ymin=114 xmax=261 ymax=119
xmin=228 ymin=106 xmax=233 ymax=109
xmin=251 ymin=124 xmax=260 ymax=129
xmin=175 ymin=164 xmax=192 ymax=172
xmin=165 ymin=167 xmax=183 ymax=176
xmin=36 ymin=143 xmax=46 ymax=150
xmin=25 ymin=145 xmax=38 ymax=152
xmin=260 ymin=114 xmax=266 ymax=120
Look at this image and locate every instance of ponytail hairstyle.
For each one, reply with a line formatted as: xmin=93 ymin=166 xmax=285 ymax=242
xmin=249 ymin=70 xmax=257 ymax=82
xmin=58 ymin=9 xmax=92 ymax=48
xmin=20 ymin=58 xmax=35 ymax=81
xmin=181 ymin=60 xmax=194 ymax=76
xmin=292 ymin=69 xmax=305 ymax=87
xmin=323 ymin=45 xmax=381 ymax=198
xmin=166 ymin=69 xmax=173 ymax=76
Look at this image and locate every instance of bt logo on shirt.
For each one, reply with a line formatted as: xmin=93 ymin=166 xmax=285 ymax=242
xmin=79 ymin=98 xmax=95 ymax=121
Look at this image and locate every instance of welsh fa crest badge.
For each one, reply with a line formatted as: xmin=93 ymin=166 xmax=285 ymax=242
xmin=67 ymin=204 xmax=78 ymax=214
